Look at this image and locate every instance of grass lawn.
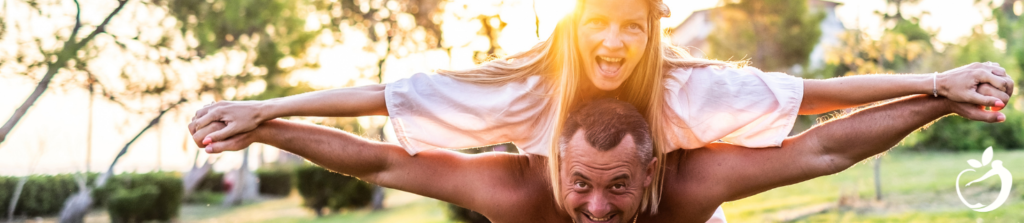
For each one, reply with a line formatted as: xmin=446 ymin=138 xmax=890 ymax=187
xmin=723 ymin=149 xmax=1024 ymax=222
xmin=53 ymin=150 xmax=1014 ymax=223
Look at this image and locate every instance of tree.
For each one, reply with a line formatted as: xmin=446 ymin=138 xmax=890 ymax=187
xmin=0 ymin=0 xmax=129 ymax=145
xmin=707 ymin=0 xmax=825 ymax=72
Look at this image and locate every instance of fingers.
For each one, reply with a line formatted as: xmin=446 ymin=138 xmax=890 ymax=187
xmin=953 ymin=102 xmax=1006 ymax=123
xmin=191 ymin=108 xmax=222 ymax=135
xmin=192 ymin=121 xmax=227 ymax=148
xmin=960 ymin=88 xmax=1002 ymax=107
xmin=205 ymin=125 xmax=243 ymax=143
xmin=977 ymin=83 xmax=1009 ymax=111
xmin=204 ymin=135 xmax=252 ymax=154
xmin=189 ymin=103 xmax=215 ymax=133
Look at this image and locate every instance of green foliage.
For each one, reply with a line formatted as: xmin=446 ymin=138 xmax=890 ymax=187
xmin=707 ymin=0 xmax=824 ymax=72
xmin=183 ymin=190 xmax=225 ymax=205
xmin=196 ymin=172 xmax=227 ymax=193
xmin=0 ymin=173 xmax=97 ymax=218
xmin=107 ymin=185 xmax=161 ymax=223
xmin=903 ymin=111 xmax=1024 ymax=151
xmin=95 ymin=172 xmax=184 ymax=222
xmin=900 ymin=25 xmax=1024 ymax=151
xmin=294 ymin=165 xmax=374 ymax=216
xmin=256 ymin=168 xmax=293 ymax=196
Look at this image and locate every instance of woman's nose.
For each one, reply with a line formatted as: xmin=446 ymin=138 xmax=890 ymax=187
xmin=600 ymin=27 xmax=624 ymax=49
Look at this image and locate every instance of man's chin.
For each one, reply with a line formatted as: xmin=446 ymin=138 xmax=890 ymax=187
xmin=574 ymin=213 xmax=623 ymax=223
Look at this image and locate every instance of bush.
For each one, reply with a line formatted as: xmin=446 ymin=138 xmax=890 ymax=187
xmin=0 ymin=173 xmax=98 ymax=219
xmin=904 ymin=108 xmax=1024 ymax=151
xmin=184 ymin=191 xmax=224 ymax=204
xmin=294 ymin=165 xmax=374 ymax=216
xmin=256 ymin=168 xmax=293 ymax=196
xmin=195 ymin=172 xmax=227 ymax=193
xmin=95 ymin=172 xmax=183 ymax=223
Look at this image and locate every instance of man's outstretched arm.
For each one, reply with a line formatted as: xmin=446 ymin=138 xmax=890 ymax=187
xmin=673 ymin=88 xmax=1009 ymax=203
xmin=190 ymin=119 xmax=538 ymax=216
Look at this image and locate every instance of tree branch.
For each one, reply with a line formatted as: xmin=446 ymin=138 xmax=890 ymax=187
xmin=0 ymin=0 xmax=131 ymax=145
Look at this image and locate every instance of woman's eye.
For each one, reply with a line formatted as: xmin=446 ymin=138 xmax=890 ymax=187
xmin=628 ymin=23 xmax=642 ymax=31
xmin=586 ymin=20 xmax=606 ymax=27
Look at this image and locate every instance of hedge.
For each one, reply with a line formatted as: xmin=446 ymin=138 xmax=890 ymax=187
xmin=195 ymin=172 xmax=227 ymax=193
xmin=256 ymin=168 xmax=293 ymax=196
xmin=294 ymin=165 xmax=374 ymax=216
xmin=0 ymin=173 xmax=98 ymax=219
xmin=93 ymin=172 xmax=183 ymax=222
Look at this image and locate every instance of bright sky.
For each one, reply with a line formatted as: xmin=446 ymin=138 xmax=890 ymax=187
xmin=0 ymin=0 xmax=1010 ymax=175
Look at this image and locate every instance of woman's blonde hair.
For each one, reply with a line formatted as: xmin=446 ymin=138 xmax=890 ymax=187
xmin=439 ymin=0 xmax=735 ymax=213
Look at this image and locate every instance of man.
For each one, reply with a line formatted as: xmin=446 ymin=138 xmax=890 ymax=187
xmin=191 ymin=88 xmax=1008 ymax=222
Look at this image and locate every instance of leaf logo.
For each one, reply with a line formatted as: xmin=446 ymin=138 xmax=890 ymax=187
xmin=955 ymin=146 xmax=1013 ymax=212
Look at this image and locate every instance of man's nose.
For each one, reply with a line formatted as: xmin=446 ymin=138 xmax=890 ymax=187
xmin=586 ymin=192 xmax=613 ymax=218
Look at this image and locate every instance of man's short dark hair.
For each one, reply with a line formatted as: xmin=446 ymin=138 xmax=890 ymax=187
xmin=559 ymin=99 xmax=653 ymax=164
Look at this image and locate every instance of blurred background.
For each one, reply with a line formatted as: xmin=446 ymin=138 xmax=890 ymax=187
xmin=1 ymin=0 xmax=1023 ymax=222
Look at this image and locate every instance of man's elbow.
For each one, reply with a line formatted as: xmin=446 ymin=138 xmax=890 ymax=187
xmin=789 ymin=134 xmax=854 ymax=176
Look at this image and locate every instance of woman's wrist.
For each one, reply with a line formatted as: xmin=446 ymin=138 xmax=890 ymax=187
xmin=258 ymin=99 xmax=283 ymax=122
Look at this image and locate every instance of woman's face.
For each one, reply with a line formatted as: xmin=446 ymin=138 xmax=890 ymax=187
xmin=575 ymin=0 xmax=650 ymax=91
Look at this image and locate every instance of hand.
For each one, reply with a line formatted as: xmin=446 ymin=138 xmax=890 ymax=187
xmin=188 ymin=100 xmax=268 ymax=147
xmin=946 ymin=83 xmax=1010 ymax=123
xmin=190 ymin=121 xmax=258 ymax=154
xmin=938 ymin=62 xmax=1014 ymax=107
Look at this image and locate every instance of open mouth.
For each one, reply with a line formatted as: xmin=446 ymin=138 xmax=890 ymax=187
xmin=596 ymin=56 xmax=624 ymax=78
xmin=583 ymin=212 xmax=615 ymax=222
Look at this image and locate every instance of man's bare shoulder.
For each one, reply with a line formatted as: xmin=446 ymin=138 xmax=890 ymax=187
xmin=643 ymin=149 xmax=725 ymax=222
xmin=464 ymin=153 xmax=567 ymax=222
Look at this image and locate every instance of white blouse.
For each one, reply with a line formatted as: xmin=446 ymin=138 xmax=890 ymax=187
xmin=385 ymin=66 xmax=804 ymax=156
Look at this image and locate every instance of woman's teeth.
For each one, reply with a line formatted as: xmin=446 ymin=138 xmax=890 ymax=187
xmin=597 ymin=56 xmax=623 ymax=75
xmin=599 ymin=56 xmax=622 ymax=62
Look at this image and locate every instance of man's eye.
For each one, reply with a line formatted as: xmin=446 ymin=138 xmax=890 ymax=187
xmin=612 ymin=183 xmax=626 ymax=190
xmin=575 ymin=182 xmax=589 ymax=189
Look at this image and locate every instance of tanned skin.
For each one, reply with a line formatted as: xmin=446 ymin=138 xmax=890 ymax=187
xmin=191 ymin=85 xmax=1009 ymax=223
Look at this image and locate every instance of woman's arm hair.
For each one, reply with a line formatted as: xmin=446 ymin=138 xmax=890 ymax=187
xmin=189 ymin=84 xmax=387 ymax=144
xmin=799 ymin=62 xmax=1013 ymax=115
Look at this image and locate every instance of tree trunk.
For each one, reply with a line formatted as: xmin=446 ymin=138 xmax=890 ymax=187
xmin=0 ymin=0 xmax=128 ymax=146
xmin=57 ymin=174 xmax=91 ymax=223
xmin=96 ymin=98 xmax=186 ymax=187
xmin=873 ymin=157 xmax=883 ymax=201
xmin=6 ymin=176 xmax=28 ymax=222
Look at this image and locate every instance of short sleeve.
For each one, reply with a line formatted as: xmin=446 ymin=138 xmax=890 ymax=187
xmin=385 ymin=73 xmax=555 ymax=156
xmin=662 ymin=66 xmax=803 ymax=152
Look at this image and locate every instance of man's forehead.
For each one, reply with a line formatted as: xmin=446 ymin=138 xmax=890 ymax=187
xmin=563 ymin=130 xmax=640 ymax=168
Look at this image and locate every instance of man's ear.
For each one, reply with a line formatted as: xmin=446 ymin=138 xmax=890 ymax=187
xmin=643 ymin=157 xmax=658 ymax=187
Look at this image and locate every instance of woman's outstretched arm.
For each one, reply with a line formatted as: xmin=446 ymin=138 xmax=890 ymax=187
xmin=799 ymin=62 xmax=1013 ymax=115
xmin=188 ymin=84 xmax=387 ymax=144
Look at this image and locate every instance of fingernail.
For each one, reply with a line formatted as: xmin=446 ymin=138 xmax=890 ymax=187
xmin=205 ymin=146 xmax=213 ymax=153
xmin=203 ymin=137 xmax=212 ymax=145
xmin=995 ymin=100 xmax=1005 ymax=108
xmin=998 ymin=113 xmax=1006 ymax=122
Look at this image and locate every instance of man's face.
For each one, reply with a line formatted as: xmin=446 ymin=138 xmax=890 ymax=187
xmin=560 ymin=130 xmax=655 ymax=223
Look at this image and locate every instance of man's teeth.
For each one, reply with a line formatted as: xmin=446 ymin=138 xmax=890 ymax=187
xmin=599 ymin=56 xmax=622 ymax=63
xmin=587 ymin=214 xmax=611 ymax=221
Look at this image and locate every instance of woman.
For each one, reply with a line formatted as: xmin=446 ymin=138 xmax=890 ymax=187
xmin=189 ymin=0 xmax=1013 ymax=217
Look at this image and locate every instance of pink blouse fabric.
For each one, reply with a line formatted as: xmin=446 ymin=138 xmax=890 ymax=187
xmin=385 ymin=66 xmax=804 ymax=156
